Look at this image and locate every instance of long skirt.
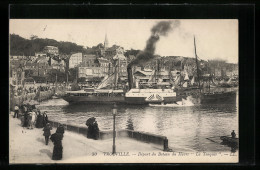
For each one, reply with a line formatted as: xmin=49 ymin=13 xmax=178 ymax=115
xmin=52 ymin=145 xmax=63 ymax=160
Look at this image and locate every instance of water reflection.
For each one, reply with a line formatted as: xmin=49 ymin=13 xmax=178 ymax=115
xmin=126 ymin=115 xmax=134 ymax=130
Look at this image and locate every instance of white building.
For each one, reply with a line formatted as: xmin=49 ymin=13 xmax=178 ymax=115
xmin=69 ymin=53 xmax=83 ymax=68
xmin=43 ymin=46 xmax=59 ymax=55
xmin=35 ymin=52 xmax=47 ymax=58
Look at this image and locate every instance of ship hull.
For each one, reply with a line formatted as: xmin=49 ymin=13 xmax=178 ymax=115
xmin=200 ymin=91 xmax=237 ymax=104
xmin=62 ymin=96 xmax=178 ymax=105
xmin=176 ymin=88 xmax=237 ymax=104
xmin=62 ymin=96 xmax=126 ymax=104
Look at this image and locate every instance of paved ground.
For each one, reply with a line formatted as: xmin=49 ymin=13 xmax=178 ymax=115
xmin=9 ymin=113 xmax=164 ymax=164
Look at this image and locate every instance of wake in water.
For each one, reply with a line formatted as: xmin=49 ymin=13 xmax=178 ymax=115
xmin=37 ymin=99 xmax=69 ymax=106
xmin=149 ymin=96 xmax=195 ymax=107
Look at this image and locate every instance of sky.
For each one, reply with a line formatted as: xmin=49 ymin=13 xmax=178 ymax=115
xmin=9 ymin=19 xmax=238 ymax=63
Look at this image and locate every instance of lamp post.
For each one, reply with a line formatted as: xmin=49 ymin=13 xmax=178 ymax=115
xmin=112 ymin=103 xmax=117 ymax=154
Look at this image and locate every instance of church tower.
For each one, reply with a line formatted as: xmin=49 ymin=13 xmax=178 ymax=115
xmin=104 ymin=33 xmax=109 ymax=49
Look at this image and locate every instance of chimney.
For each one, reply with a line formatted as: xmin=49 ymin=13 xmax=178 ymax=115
xmin=127 ymin=66 xmax=133 ymax=90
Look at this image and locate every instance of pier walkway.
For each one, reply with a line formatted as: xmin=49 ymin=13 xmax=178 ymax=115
xmin=9 ymin=114 xmax=163 ymax=164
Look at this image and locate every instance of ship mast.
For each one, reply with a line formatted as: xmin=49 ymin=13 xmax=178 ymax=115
xmin=113 ymin=59 xmax=119 ymax=89
xmin=194 ymin=36 xmax=201 ymax=93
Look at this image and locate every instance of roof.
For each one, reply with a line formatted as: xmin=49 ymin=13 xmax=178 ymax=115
xmin=98 ymin=57 xmax=110 ymax=63
xmin=106 ymin=45 xmax=121 ymax=51
xmin=158 ymin=71 xmax=169 ymax=76
xmin=113 ymin=54 xmax=126 ymax=60
xmin=66 ymin=90 xmax=87 ymax=94
xmin=134 ymin=70 xmax=153 ymax=76
xmin=83 ymin=54 xmax=97 ymax=59
xmin=71 ymin=52 xmax=82 ymax=56
xmin=36 ymin=56 xmax=49 ymax=63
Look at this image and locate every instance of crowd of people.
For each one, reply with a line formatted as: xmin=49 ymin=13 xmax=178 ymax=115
xmin=13 ymin=103 xmax=101 ymax=161
xmin=14 ymin=85 xmax=55 ymax=97
xmin=13 ymin=104 xmax=65 ymax=160
xmin=17 ymin=104 xmax=49 ymax=129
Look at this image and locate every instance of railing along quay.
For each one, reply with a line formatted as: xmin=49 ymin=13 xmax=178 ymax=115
xmin=48 ymin=120 xmax=170 ymax=151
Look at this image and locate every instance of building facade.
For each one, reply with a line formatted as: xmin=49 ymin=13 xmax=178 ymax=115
xmin=35 ymin=52 xmax=47 ymax=58
xmin=78 ymin=57 xmax=111 ymax=79
xmin=43 ymin=46 xmax=59 ymax=55
xmin=49 ymin=57 xmax=65 ymax=71
xmin=69 ymin=53 xmax=83 ymax=68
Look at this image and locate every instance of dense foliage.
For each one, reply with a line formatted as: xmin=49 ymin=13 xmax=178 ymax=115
xmin=10 ymin=34 xmax=84 ymax=56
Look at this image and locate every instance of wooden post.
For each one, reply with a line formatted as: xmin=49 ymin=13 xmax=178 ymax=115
xmin=112 ymin=104 xmax=117 ymax=154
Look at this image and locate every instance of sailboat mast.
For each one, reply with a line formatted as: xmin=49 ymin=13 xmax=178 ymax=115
xmin=194 ymin=36 xmax=201 ymax=93
xmin=113 ymin=59 xmax=119 ymax=89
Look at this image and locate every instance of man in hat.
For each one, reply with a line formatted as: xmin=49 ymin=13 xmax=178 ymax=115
xmin=43 ymin=123 xmax=52 ymax=145
xmin=14 ymin=105 xmax=19 ymax=118
xmin=42 ymin=111 xmax=48 ymax=127
xmin=231 ymin=130 xmax=236 ymax=138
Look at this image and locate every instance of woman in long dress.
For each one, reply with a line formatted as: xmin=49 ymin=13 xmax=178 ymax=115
xmin=31 ymin=111 xmax=37 ymax=128
xmin=50 ymin=131 xmax=63 ymax=160
xmin=36 ymin=112 xmax=44 ymax=128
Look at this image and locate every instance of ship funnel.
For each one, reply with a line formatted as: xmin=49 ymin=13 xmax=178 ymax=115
xmin=127 ymin=66 xmax=134 ymax=90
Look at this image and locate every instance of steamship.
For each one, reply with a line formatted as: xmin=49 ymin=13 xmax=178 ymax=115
xmin=124 ymin=66 xmax=178 ymax=104
xmin=62 ymin=59 xmax=178 ymax=104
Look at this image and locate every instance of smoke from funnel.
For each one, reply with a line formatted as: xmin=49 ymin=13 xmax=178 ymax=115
xmin=128 ymin=20 xmax=180 ymax=68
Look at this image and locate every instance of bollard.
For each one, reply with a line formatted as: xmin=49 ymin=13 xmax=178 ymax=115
xmin=163 ymin=137 xmax=169 ymax=151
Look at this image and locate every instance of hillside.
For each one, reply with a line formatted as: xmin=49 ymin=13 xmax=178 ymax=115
xmin=10 ymin=34 xmax=85 ymax=56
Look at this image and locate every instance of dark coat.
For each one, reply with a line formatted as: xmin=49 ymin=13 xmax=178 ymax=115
xmin=50 ymin=132 xmax=63 ymax=160
xmin=56 ymin=125 xmax=65 ymax=134
xmin=23 ymin=112 xmax=29 ymax=127
xmin=43 ymin=125 xmax=52 ymax=136
xmin=43 ymin=114 xmax=48 ymax=127
xmin=36 ymin=114 xmax=44 ymax=128
xmin=87 ymin=122 xmax=99 ymax=140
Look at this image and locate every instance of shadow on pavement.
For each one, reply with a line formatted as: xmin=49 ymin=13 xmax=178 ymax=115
xmin=37 ymin=137 xmax=46 ymax=144
xmin=39 ymin=149 xmax=52 ymax=159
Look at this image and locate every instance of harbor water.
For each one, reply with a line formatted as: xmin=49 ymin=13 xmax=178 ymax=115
xmin=37 ymin=91 xmax=238 ymax=153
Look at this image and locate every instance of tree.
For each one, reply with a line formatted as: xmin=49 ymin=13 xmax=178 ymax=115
xmin=30 ymin=35 xmax=38 ymax=40
xmin=68 ymin=68 xmax=77 ymax=82
xmin=10 ymin=34 xmax=85 ymax=56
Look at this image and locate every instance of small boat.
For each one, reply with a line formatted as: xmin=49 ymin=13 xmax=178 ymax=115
xmin=220 ymin=136 xmax=239 ymax=146
xmin=149 ymin=98 xmax=194 ymax=107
